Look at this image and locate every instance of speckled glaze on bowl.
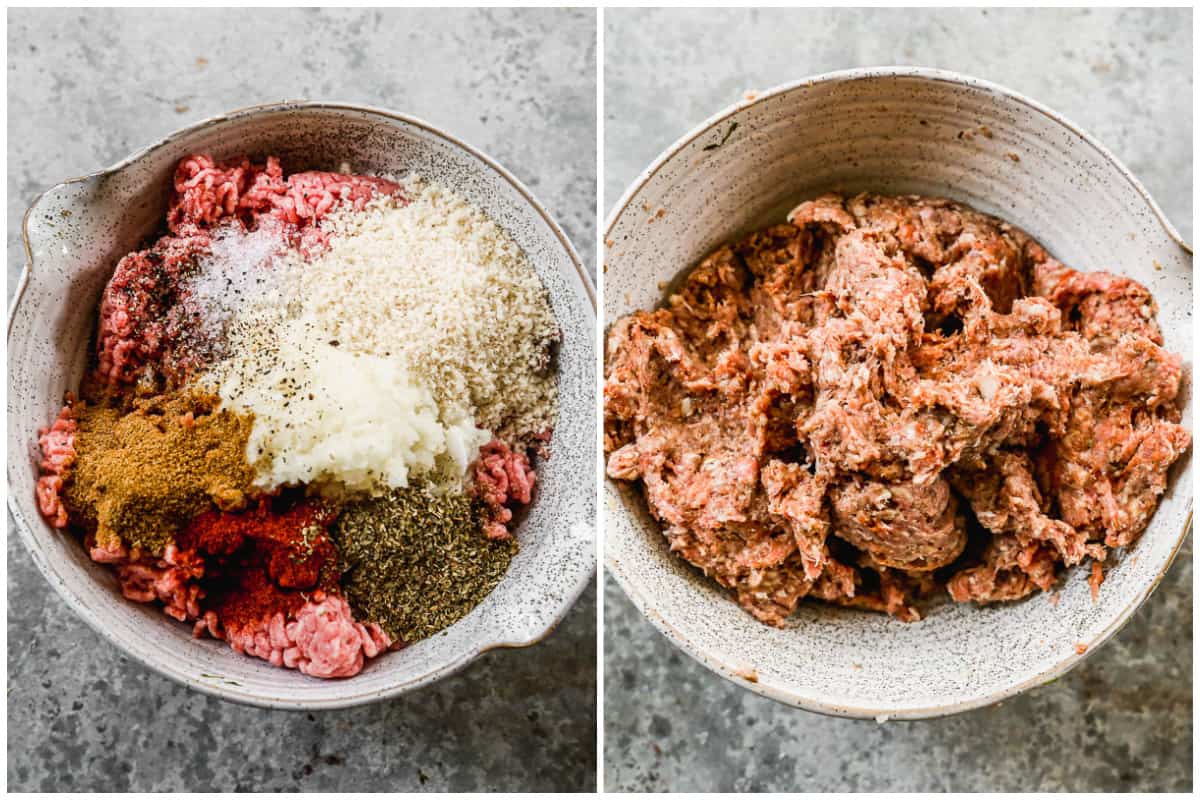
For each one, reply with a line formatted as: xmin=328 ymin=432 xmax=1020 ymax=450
xmin=9 ymin=102 xmax=596 ymax=710
xmin=604 ymin=67 xmax=1192 ymax=720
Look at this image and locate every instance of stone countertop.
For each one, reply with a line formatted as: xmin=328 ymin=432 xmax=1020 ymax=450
xmin=7 ymin=8 xmax=596 ymax=792
xmin=603 ymin=7 xmax=1191 ymax=793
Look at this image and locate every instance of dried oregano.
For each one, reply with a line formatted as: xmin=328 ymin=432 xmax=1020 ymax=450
xmin=331 ymin=484 xmax=516 ymax=643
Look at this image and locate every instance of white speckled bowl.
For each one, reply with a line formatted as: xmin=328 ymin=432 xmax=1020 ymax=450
xmin=604 ymin=67 xmax=1192 ymax=719
xmin=9 ymin=102 xmax=596 ymax=709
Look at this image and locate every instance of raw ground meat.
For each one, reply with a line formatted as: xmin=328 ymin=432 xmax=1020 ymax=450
xmin=85 ymin=522 xmax=392 ymax=678
xmin=168 ymin=155 xmax=400 ymax=234
xmin=96 ymin=229 xmax=211 ymax=385
xmin=472 ymin=438 xmax=538 ymax=540
xmin=35 ymin=401 xmax=77 ymax=528
xmin=31 ymin=153 xmax=546 ymax=679
xmin=196 ymin=592 xmax=391 ymax=679
xmin=605 ymin=192 xmax=1190 ymax=625
xmin=96 ymin=154 xmax=403 ymax=387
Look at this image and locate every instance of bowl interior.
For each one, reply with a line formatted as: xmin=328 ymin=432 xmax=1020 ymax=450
xmin=604 ymin=70 xmax=1192 ymax=717
xmin=8 ymin=104 xmax=596 ymax=708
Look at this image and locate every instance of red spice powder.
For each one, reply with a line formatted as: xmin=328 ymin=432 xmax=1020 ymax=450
xmin=178 ymin=498 xmax=339 ymax=631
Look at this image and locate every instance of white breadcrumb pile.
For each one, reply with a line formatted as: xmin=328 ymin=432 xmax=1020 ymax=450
xmin=196 ymin=173 xmax=558 ymax=496
xmin=293 ymin=176 xmax=560 ymax=440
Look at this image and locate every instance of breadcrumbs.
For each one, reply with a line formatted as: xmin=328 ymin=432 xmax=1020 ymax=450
xmin=292 ymin=176 xmax=559 ymax=442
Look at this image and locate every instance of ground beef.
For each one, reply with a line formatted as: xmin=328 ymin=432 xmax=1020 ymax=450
xmin=110 ymin=542 xmax=206 ymax=622
xmin=96 ymin=155 xmax=403 ymax=386
xmin=168 ymin=155 xmax=401 ymax=234
xmin=96 ymin=230 xmax=211 ymax=384
xmin=81 ymin=508 xmax=392 ymax=678
xmin=605 ymin=192 xmax=1189 ymax=624
xmin=472 ymin=438 xmax=537 ymax=540
xmin=35 ymin=402 xmax=76 ymax=527
xmin=196 ymin=592 xmax=391 ymax=679
xmin=830 ymin=475 xmax=965 ymax=571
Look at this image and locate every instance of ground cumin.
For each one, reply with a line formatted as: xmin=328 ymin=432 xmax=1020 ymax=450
xmin=63 ymin=391 xmax=257 ymax=554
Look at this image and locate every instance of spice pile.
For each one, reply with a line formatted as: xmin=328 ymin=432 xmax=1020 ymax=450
xmin=35 ymin=154 xmax=559 ymax=679
xmin=335 ymin=485 xmax=517 ymax=643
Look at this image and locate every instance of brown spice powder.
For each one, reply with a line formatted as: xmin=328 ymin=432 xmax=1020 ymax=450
xmin=63 ymin=391 xmax=257 ymax=554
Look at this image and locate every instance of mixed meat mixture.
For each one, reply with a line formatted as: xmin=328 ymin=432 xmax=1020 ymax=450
xmin=604 ymin=193 xmax=1189 ymax=624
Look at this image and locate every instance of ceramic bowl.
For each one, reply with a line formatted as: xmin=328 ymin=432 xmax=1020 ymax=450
xmin=604 ymin=67 xmax=1192 ymax=719
xmin=9 ymin=102 xmax=596 ymax=709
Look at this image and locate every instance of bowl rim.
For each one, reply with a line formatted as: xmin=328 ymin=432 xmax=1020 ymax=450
xmin=603 ymin=65 xmax=1192 ymax=254
xmin=9 ymin=100 xmax=596 ymax=710
xmin=602 ymin=65 xmax=1193 ymax=720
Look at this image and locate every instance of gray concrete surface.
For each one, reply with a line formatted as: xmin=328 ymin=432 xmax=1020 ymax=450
xmin=7 ymin=8 xmax=596 ymax=792
xmin=604 ymin=7 xmax=1192 ymax=793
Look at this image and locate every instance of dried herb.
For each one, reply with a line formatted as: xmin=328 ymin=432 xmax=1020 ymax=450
xmin=332 ymin=485 xmax=516 ymax=643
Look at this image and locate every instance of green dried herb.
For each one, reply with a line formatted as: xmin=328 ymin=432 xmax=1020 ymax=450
xmin=332 ymin=484 xmax=516 ymax=644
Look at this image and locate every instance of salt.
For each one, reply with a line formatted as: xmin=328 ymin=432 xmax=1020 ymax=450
xmin=175 ymin=217 xmax=296 ymax=358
